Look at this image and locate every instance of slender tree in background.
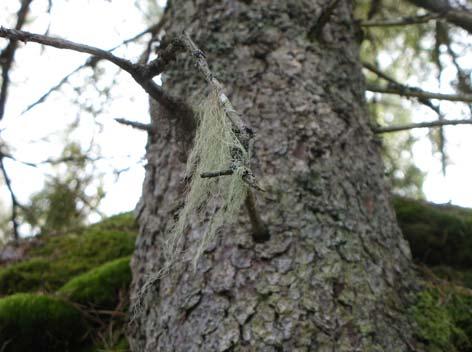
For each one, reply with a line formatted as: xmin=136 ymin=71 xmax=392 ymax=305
xmin=128 ymin=1 xmax=419 ymax=350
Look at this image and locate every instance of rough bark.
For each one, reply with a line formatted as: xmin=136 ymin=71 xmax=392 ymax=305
xmin=129 ymin=1 xmax=420 ymax=351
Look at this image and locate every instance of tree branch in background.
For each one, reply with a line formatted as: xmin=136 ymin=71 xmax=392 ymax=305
xmin=0 ymin=27 xmax=136 ymax=73
xmin=0 ymin=26 xmax=268 ymax=240
xmin=0 ymin=26 xmax=192 ymax=119
xmin=374 ymin=118 xmax=472 ymax=133
xmin=0 ymin=0 xmax=34 ymax=120
xmin=363 ymin=62 xmax=441 ymax=114
xmin=0 ymin=157 xmax=22 ymax=241
xmin=22 ymin=21 xmax=166 ymax=115
xmin=407 ymin=0 xmax=472 ymax=34
xmin=366 ymin=83 xmax=472 ymax=103
xmin=360 ymin=13 xmax=440 ymax=27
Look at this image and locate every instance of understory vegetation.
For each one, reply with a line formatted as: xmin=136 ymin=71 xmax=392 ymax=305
xmin=0 ymin=200 xmax=472 ymax=351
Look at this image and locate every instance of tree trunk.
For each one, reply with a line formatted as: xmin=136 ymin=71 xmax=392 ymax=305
xmin=129 ymin=1 xmax=420 ymax=351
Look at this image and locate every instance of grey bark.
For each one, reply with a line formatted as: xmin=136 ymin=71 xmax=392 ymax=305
xmin=129 ymin=1 xmax=420 ymax=351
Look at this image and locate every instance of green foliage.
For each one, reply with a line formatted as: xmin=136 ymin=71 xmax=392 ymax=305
xmin=411 ymin=287 xmax=472 ymax=352
xmin=22 ymin=142 xmax=105 ymax=236
xmin=59 ymin=256 xmax=131 ymax=309
xmin=393 ymin=197 xmax=472 ymax=268
xmin=0 ymin=293 xmax=88 ymax=352
xmin=0 ymin=229 xmax=136 ymax=295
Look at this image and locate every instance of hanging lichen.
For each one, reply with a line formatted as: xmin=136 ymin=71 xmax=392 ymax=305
xmin=161 ymin=91 xmax=249 ymax=271
xmin=130 ymin=92 xmax=249 ymax=319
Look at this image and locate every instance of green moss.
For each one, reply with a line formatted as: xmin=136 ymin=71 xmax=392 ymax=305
xmin=87 ymin=337 xmax=129 ymax=352
xmin=0 ymin=230 xmax=136 ymax=295
xmin=59 ymin=257 xmax=131 ymax=309
xmin=432 ymin=266 xmax=472 ymax=290
xmin=411 ymin=287 xmax=472 ymax=352
xmin=88 ymin=212 xmax=137 ymax=234
xmin=393 ymin=197 xmax=472 ymax=268
xmin=0 ymin=293 xmax=88 ymax=352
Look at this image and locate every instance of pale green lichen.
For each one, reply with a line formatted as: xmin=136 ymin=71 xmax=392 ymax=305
xmin=131 ymin=93 xmax=248 ymax=317
xmin=163 ymin=92 xmax=248 ymax=270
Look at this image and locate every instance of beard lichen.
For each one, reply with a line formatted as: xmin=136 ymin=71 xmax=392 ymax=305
xmin=131 ymin=93 xmax=250 ymax=319
xmin=163 ymin=91 xmax=248 ymax=271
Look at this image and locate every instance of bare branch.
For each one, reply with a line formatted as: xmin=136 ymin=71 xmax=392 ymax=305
xmin=0 ymin=26 xmax=192 ymax=118
xmin=407 ymin=0 xmax=472 ymax=34
xmin=363 ymin=62 xmax=441 ymax=114
xmin=22 ymin=21 xmax=165 ymax=115
xmin=0 ymin=158 xmax=22 ymax=241
xmin=0 ymin=0 xmax=34 ymax=120
xmin=114 ymin=118 xmax=151 ymax=132
xmin=366 ymin=83 xmax=472 ymax=103
xmin=21 ymin=64 xmax=84 ymax=115
xmin=360 ymin=13 xmax=440 ymax=27
xmin=201 ymin=169 xmax=234 ymax=178
xmin=0 ymin=26 xmax=136 ymax=72
xmin=374 ymin=118 xmax=472 ymax=133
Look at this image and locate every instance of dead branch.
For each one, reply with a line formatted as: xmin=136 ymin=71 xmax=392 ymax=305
xmin=363 ymin=61 xmax=441 ymax=114
xmin=374 ymin=118 xmax=472 ymax=133
xmin=0 ymin=158 xmax=22 ymax=241
xmin=366 ymin=83 xmax=472 ymax=103
xmin=407 ymin=0 xmax=472 ymax=34
xmin=114 ymin=118 xmax=151 ymax=132
xmin=22 ymin=21 xmax=166 ymax=115
xmin=360 ymin=13 xmax=440 ymax=27
xmin=0 ymin=0 xmax=34 ymax=120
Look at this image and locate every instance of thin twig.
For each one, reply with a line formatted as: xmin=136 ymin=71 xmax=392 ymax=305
xmin=0 ymin=0 xmax=34 ymax=120
xmin=366 ymin=83 xmax=472 ymax=103
xmin=360 ymin=13 xmax=440 ymax=27
xmin=114 ymin=118 xmax=151 ymax=132
xmin=0 ymin=27 xmax=135 ymax=72
xmin=374 ymin=118 xmax=472 ymax=133
xmin=0 ymin=158 xmax=22 ymax=240
xmin=22 ymin=21 xmax=166 ymax=115
xmin=363 ymin=62 xmax=441 ymax=114
xmin=0 ymin=26 xmax=192 ymax=116
xmin=201 ymin=169 xmax=233 ymax=178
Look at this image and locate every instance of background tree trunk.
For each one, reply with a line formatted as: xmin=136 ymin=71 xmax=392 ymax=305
xmin=129 ymin=1 xmax=420 ymax=350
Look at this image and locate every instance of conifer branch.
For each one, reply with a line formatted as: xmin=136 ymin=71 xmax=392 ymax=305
xmin=366 ymin=83 xmax=472 ymax=103
xmin=374 ymin=119 xmax=472 ymax=133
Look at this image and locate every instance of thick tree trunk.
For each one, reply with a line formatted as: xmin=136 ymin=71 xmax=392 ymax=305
xmin=129 ymin=1 xmax=420 ymax=351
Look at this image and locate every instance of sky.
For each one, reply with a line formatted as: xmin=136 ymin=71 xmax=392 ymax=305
xmin=0 ymin=0 xmax=471 ymax=235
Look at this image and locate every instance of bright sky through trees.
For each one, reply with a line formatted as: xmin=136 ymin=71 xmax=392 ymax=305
xmin=0 ymin=0 xmax=471 ymax=234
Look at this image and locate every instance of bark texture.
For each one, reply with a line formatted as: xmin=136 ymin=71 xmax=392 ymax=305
xmin=129 ymin=1 xmax=420 ymax=351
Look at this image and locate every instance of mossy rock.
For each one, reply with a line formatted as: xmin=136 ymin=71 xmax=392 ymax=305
xmin=0 ymin=230 xmax=136 ymax=295
xmin=411 ymin=285 xmax=472 ymax=352
xmin=0 ymin=293 xmax=88 ymax=352
xmin=59 ymin=256 xmax=131 ymax=309
xmin=393 ymin=197 xmax=472 ymax=268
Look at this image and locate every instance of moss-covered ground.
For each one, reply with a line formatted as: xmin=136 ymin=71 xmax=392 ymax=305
xmin=0 ymin=212 xmax=136 ymax=352
xmin=1 ymin=200 xmax=472 ymax=351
